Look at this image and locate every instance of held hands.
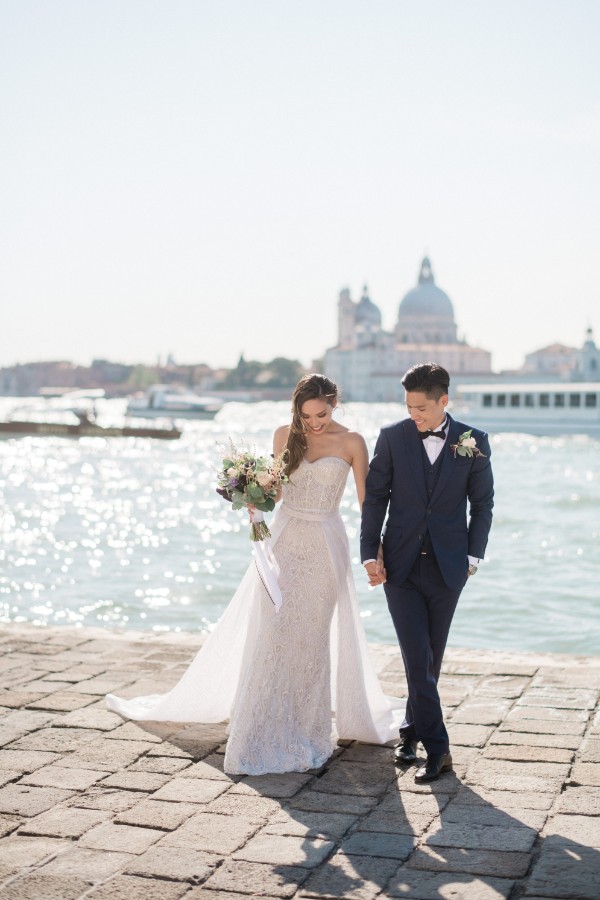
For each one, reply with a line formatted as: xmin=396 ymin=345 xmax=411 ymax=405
xmin=364 ymin=545 xmax=386 ymax=586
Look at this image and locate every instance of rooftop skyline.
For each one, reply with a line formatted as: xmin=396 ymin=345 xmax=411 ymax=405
xmin=2 ymin=1 xmax=599 ymax=373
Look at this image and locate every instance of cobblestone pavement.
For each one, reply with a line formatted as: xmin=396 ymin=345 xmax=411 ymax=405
xmin=0 ymin=623 xmax=599 ymax=899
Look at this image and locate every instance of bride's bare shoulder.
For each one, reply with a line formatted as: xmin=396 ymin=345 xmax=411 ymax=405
xmin=342 ymin=429 xmax=368 ymax=458
xmin=329 ymin=425 xmax=367 ymax=456
xmin=273 ymin=423 xmax=291 ymax=455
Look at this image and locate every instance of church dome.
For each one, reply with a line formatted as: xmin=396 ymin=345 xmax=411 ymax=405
xmin=398 ymin=257 xmax=454 ymax=319
xmin=355 ymin=285 xmax=381 ymax=326
xmin=395 ymin=257 xmax=458 ymax=344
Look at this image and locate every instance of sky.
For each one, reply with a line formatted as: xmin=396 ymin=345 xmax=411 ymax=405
xmin=1 ymin=0 xmax=599 ymax=374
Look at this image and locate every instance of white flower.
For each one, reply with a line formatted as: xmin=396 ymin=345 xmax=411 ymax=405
xmin=256 ymin=471 xmax=275 ymax=488
xmin=450 ymin=428 xmax=487 ymax=459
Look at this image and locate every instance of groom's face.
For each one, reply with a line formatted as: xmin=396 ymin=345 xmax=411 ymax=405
xmin=405 ymin=390 xmax=448 ymax=432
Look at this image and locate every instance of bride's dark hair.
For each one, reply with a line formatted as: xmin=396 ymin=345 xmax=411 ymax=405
xmin=284 ymin=374 xmax=339 ymax=477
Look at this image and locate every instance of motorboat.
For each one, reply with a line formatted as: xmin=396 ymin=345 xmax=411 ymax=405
xmin=0 ymin=417 xmax=182 ymax=440
xmin=0 ymin=391 xmax=181 ymax=440
xmin=126 ymin=384 xmax=224 ymax=419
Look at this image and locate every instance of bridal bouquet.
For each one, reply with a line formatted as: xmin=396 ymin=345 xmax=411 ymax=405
xmin=216 ymin=442 xmax=289 ymax=540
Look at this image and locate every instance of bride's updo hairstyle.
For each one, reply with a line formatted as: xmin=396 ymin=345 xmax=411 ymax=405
xmin=284 ymin=373 xmax=339 ymax=477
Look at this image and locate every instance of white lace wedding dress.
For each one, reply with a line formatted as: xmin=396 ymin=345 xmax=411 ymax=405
xmin=106 ymin=456 xmax=402 ymax=774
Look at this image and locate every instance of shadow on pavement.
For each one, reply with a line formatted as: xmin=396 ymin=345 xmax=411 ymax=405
xmin=126 ymin=723 xmax=599 ymax=900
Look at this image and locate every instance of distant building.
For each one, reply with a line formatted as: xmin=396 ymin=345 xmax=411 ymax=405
xmin=520 ymin=343 xmax=578 ymax=378
xmin=0 ymin=358 xmax=218 ymax=398
xmin=324 ymin=257 xmax=492 ymax=401
xmin=518 ymin=328 xmax=600 ymax=381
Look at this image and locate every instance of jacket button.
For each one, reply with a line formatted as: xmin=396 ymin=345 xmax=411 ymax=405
xmin=427 ymin=509 xmax=432 ymax=515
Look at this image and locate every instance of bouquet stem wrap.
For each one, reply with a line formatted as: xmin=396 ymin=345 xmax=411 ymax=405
xmin=248 ymin=508 xmax=271 ymax=541
xmin=250 ymin=510 xmax=283 ymax=611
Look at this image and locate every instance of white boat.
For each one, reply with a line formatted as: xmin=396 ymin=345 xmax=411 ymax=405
xmin=454 ymin=381 xmax=600 ymax=436
xmin=126 ymin=384 xmax=224 ymax=419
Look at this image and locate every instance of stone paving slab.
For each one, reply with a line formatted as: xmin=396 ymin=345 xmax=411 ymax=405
xmin=114 ymin=798 xmax=203 ymax=830
xmin=265 ymin=809 xmax=359 ymax=840
xmin=447 ymin=723 xmax=495 ymax=746
xmin=354 ymin=808 xmax=433 ymax=837
xmin=554 ymin=785 xmax=600 ymax=815
xmin=482 ymin=743 xmax=574 ymax=763
xmin=35 ymin=847 xmax=137 ymax=882
xmin=453 ymin=785 xmax=557 ymax=811
xmin=524 ymin=837 xmax=600 ymax=899
xmin=17 ymin=805 xmax=111 ymax=838
xmin=438 ymin=802 xmax=548 ymax=831
xmin=339 ymin=830 xmax=416 ymax=860
xmin=0 ymin=622 xmax=599 ymax=899
xmin=0 ymin=815 xmax=22 ymax=839
xmin=287 ymin=789 xmax=378 ymax=816
xmin=84 ymin=875 xmax=191 ymax=899
xmin=0 ymin=872 xmax=93 ymax=899
xmin=405 ymin=845 xmax=532 ymax=878
xmin=424 ymin=821 xmax=538 ymax=853
xmin=63 ymin=786 xmax=149 ymax=813
xmin=386 ymin=870 xmax=515 ymax=899
xmin=156 ymin=810 xmax=259 ymax=854
xmin=0 ymin=784 xmax=74 ymax=817
xmin=233 ymin=833 xmax=335 ymax=868
xmin=0 ymin=835 xmax=71 ymax=881
xmin=229 ymin=772 xmax=313 ymax=798
xmin=204 ymin=859 xmax=310 ymax=897
xmin=570 ymin=762 xmax=600 ymax=786
xmin=78 ymin=822 xmax=164 ymax=854
xmin=542 ymin=813 xmax=600 ymax=847
xmin=123 ymin=845 xmax=218 ymax=883
xmin=299 ymin=851 xmax=399 ymax=899
xmin=19 ymin=763 xmax=107 ymax=791
xmin=489 ymin=730 xmax=582 ymax=750
xmin=0 ymin=750 xmax=62 ymax=774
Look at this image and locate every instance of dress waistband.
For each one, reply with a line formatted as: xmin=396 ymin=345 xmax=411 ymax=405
xmin=281 ymin=503 xmax=339 ymax=522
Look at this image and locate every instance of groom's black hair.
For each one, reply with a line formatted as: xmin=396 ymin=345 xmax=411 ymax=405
xmin=401 ymin=362 xmax=450 ymax=400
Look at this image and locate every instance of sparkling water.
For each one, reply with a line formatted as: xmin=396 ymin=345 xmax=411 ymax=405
xmin=1 ymin=397 xmax=598 ymax=655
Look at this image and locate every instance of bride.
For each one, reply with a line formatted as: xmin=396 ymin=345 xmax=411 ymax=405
xmin=107 ymin=373 xmax=401 ymax=775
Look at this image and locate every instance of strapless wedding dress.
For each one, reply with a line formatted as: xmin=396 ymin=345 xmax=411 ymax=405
xmin=106 ymin=457 xmax=402 ymax=774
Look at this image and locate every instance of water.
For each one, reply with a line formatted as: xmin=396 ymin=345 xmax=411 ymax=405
xmin=1 ymin=397 xmax=599 ymax=655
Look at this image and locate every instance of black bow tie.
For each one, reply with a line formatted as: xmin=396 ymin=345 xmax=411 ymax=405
xmin=419 ymin=426 xmax=447 ymax=440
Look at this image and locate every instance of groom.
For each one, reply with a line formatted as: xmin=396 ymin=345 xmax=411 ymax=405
xmin=361 ymin=363 xmax=494 ymax=782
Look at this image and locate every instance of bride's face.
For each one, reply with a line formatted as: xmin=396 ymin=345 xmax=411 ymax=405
xmin=300 ymin=398 xmax=335 ymax=436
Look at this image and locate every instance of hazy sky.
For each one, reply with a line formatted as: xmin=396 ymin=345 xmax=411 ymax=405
xmin=2 ymin=0 xmax=599 ymax=374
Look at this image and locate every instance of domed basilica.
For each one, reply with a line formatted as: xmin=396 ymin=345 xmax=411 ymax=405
xmin=324 ymin=257 xmax=492 ymax=401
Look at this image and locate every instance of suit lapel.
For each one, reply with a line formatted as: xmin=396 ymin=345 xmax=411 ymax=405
xmin=430 ymin=414 xmax=461 ymax=504
xmin=402 ymin=420 xmax=429 ymax=505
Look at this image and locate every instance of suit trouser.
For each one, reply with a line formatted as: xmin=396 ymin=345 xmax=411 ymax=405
xmin=384 ymin=551 xmax=464 ymax=755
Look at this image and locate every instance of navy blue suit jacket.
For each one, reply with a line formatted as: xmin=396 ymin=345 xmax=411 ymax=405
xmin=360 ymin=414 xmax=494 ymax=591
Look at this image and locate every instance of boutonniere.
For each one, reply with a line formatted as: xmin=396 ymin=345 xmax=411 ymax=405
xmin=450 ymin=429 xmax=487 ymax=458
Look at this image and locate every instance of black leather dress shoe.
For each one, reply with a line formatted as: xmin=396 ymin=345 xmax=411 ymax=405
xmin=414 ymin=752 xmax=453 ymax=783
xmin=392 ymin=737 xmax=418 ymax=765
